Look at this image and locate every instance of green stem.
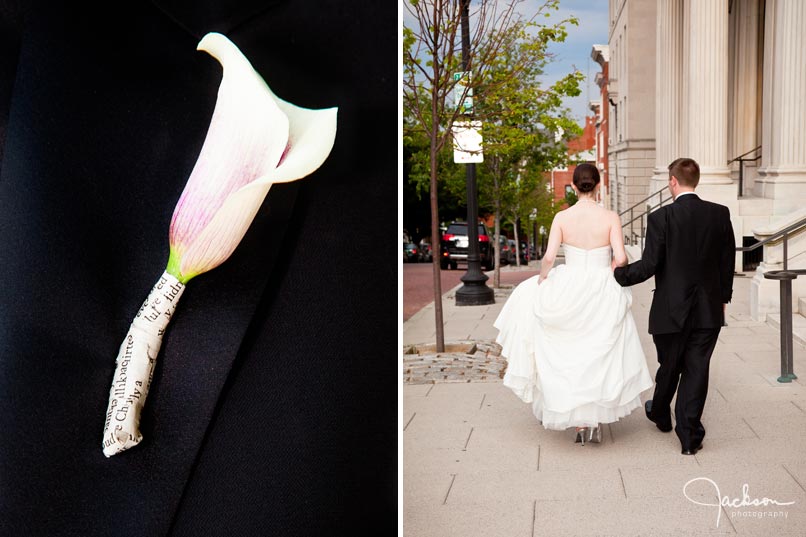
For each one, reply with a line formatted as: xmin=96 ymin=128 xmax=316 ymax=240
xmin=165 ymin=246 xmax=197 ymax=284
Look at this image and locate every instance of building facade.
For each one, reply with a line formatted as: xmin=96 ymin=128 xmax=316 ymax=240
xmin=590 ymin=45 xmax=610 ymax=209
xmin=599 ymin=0 xmax=806 ymax=320
xmin=605 ymin=0 xmax=657 ymax=215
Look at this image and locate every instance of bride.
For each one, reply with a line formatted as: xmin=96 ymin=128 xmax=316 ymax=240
xmin=494 ymin=163 xmax=652 ymax=445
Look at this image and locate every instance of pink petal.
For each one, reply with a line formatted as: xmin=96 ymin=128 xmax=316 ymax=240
xmin=169 ymin=33 xmax=289 ymax=254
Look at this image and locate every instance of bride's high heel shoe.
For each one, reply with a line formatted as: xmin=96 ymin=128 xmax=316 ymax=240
xmin=588 ymin=425 xmax=603 ymax=444
xmin=574 ymin=427 xmax=588 ymax=446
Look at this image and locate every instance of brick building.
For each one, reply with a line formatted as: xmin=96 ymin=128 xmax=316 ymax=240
xmin=548 ymin=116 xmax=598 ymax=206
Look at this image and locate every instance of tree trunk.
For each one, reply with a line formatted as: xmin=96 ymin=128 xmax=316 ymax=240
xmin=493 ymin=212 xmax=501 ymax=288
xmin=492 ymin=164 xmax=501 ymax=288
xmin=429 ymin=61 xmax=444 ymax=353
xmin=430 ymin=143 xmax=444 ymax=352
xmin=512 ymin=212 xmax=521 ymax=267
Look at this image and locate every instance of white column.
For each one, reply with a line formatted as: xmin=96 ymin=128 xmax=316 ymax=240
xmin=728 ymin=0 xmax=761 ymax=196
xmin=684 ymin=0 xmax=740 ymax=277
xmin=650 ymin=0 xmax=683 ymax=195
xmin=750 ymin=0 xmax=806 ymax=320
xmin=760 ymin=0 xmax=775 ymax=184
xmin=685 ymin=0 xmax=734 ymax=207
xmin=756 ymin=0 xmax=806 ymax=215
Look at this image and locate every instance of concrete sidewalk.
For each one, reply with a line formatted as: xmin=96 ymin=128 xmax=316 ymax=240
xmin=403 ymin=273 xmax=806 ymax=536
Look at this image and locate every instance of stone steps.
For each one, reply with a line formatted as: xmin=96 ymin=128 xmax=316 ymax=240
xmin=625 ymin=244 xmax=641 ymax=262
xmin=766 ymin=311 xmax=806 ymax=347
xmin=738 ymin=195 xmax=774 ymax=216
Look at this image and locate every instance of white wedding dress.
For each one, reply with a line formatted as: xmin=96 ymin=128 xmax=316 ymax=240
xmin=494 ymin=244 xmax=653 ymax=430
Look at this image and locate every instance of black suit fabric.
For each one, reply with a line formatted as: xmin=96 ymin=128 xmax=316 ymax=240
xmin=0 ymin=1 xmax=396 ymax=536
xmin=614 ymin=194 xmax=734 ymax=334
xmin=614 ymin=193 xmax=734 ymax=449
xmin=652 ymin=321 xmax=720 ymax=449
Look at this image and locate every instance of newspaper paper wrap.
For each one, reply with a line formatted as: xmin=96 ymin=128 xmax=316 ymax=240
xmin=102 ymin=272 xmax=185 ymax=457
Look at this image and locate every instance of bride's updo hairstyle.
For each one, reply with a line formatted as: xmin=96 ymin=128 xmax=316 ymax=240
xmin=573 ymin=163 xmax=600 ymax=193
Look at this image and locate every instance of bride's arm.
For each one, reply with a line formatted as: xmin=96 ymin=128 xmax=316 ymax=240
xmin=610 ymin=211 xmax=628 ymax=269
xmin=539 ymin=213 xmax=562 ymax=284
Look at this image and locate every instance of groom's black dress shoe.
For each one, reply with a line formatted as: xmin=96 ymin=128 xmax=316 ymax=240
xmin=645 ymin=400 xmax=673 ymax=432
xmin=681 ymin=444 xmax=703 ymax=456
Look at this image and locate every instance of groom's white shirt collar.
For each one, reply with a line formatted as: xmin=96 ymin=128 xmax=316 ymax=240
xmin=674 ymin=191 xmax=697 ymax=201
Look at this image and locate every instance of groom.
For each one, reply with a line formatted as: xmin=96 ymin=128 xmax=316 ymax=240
xmin=614 ymin=158 xmax=735 ymax=455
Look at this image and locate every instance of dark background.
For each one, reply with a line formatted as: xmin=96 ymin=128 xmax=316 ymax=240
xmin=0 ymin=1 xmax=396 ymax=535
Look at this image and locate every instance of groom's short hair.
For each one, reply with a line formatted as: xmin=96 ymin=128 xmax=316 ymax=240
xmin=668 ymin=158 xmax=700 ymax=187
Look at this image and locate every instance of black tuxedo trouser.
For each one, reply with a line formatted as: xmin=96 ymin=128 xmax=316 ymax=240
xmin=651 ymin=322 xmax=720 ymax=450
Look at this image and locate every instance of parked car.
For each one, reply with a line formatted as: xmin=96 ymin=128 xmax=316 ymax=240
xmin=498 ymin=236 xmax=514 ymax=265
xmin=504 ymin=239 xmax=530 ymax=265
xmin=520 ymin=241 xmax=529 ymax=264
xmin=440 ymin=221 xmax=495 ymax=270
xmin=419 ymin=241 xmax=433 ymax=262
xmin=507 ymin=240 xmax=519 ymax=264
xmin=403 ymin=242 xmax=419 ymax=263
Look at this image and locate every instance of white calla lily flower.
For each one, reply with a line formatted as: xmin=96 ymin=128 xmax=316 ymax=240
xmin=102 ymin=32 xmax=337 ymax=457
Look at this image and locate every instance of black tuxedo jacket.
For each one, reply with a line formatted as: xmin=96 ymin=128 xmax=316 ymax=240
xmin=0 ymin=1 xmax=396 ymax=535
xmin=614 ymin=193 xmax=735 ymax=334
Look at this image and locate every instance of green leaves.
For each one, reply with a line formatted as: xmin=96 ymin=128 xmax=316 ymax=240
xmin=403 ymin=0 xmax=586 ymax=235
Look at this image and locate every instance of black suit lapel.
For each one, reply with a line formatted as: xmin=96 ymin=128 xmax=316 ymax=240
xmin=150 ymin=0 xmax=288 ymax=40
xmin=0 ymin=3 xmax=302 ymax=534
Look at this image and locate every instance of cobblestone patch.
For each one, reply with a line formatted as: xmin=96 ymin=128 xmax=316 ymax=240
xmin=403 ymin=340 xmax=506 ymax=384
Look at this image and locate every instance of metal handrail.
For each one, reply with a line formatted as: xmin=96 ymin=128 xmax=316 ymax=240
xmin=619 ymin=189 xmax=673 ymax=249
xmin=618 ymin=188 xmax=670 ymax=218
xmin=616 ymin=177 xmax=806 ymax=384
xmin=740 ymin=214 xmax=806 ymax=382
xmin=619 ymin=145 xmax=762 ymax=234
xmin=728 ymin=146 xmax=762 ymax=197
xmin=727 ymin=145 xmax=761 ymax=164
xmin=735 ymin=215 xmax=806 ymax=271
xmin=621 ymin=195 xmax=672 ymax=228
xmin=764 ymin=269 xmax=806 ymax=383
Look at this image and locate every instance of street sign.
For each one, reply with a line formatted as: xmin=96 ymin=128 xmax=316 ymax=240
xmin=452 ymin=121 xmax=483 ymax=163
xmin=453 ymin=71 xmax=473 ymax=114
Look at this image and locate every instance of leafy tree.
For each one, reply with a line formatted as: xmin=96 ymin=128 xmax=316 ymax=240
xmin=403 ymin=0 xmax=588 ymax=347
xmin=473 ymin=19 xmax=583 ymax=286
xmin=404 ymin=111 xmax=466 ymax=222
xmin=564 ymin=188 xmax=578 ymax=207
xmin=404 ymin=0 xmax=556 ymax=350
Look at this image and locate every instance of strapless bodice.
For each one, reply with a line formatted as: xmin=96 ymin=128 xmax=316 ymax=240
xmin=562 ymin=244 xmax=611 ymax=268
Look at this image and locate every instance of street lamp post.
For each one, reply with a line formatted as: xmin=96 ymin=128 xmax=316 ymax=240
xmin=529 ymin=209 xmax=537 ymax=265
xmin=455 ymin=0 xmax=494 ymax=307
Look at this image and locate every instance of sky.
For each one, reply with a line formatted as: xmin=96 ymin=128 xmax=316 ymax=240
xmin=402 ymin=0 xmax=611 ymax=127
xmin=538 ymin=0 xmax=610 ymax=124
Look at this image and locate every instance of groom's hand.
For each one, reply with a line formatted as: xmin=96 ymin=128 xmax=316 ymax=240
xmin=612 ymin=264 xmax=629 ymax=287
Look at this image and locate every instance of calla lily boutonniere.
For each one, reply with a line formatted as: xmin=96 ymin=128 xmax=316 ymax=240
xmin=102 ymin=32 xmax=338 ymax=457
